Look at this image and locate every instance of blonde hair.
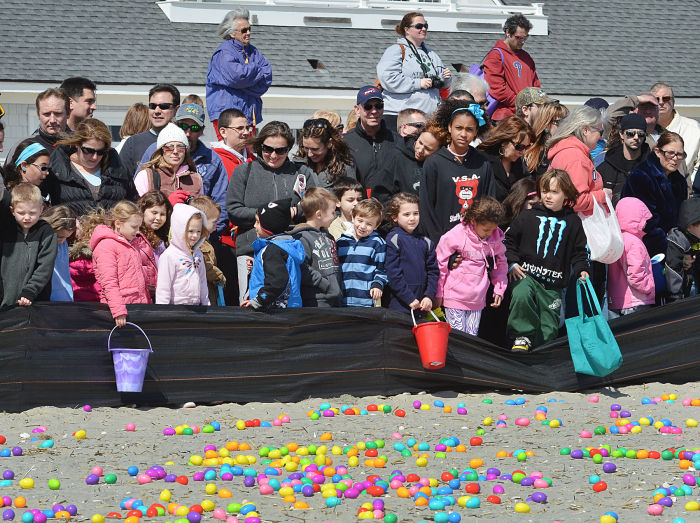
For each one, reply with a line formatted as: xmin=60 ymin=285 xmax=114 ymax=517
xmin=110 ymin=200 xmax=142 ymax=226
xmin=346 ymin=110 xmax=359 ymax=132
xmin=10 ymin=182 xmax=44 ymax=207
xmin=352 ymin=197 xmax=383 ymax=224
xmin=141 ymin=147 xmax=197 ymax=173
xmin=41 ymin=205 xmax=77 ymax=234
xmin=311 ymin=110 xmax=342 ymax=128
xmin=120 ymin=103 xmax=150 ymax=138
xmin=300 ymin=187 xmax=338 ymax=218
xmin=189 ymin=195 xmax=220 ymax=233
xmin=547 ymin=106 xmax=602 ymax=150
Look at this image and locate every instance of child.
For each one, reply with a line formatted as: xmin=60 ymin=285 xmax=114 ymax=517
xmin=291 ymin=187 xmax=343 ymax=307
xmin=242 ymin=199 xmax=306 ymax=311
xmin=384 ymin=193 xmax=439 ymax=312
xmin=156 ymin=203 xmax=210 ymax=306
xmin=666 ymin=198 xmax=700 ymax=301
xmin=505 ymin=169 xmax=589 ymax=352
xmin=41 ymin=205 xmax=77 ymax=302
xmin=435 ymin=197 xmax=507 ymax=335
xmin=90 ymin=201 xmax=151 ymax=326
xmin=607 ymin=197 xmax=655 ymax=317
xmin=189 ymin=195 xmax=227 ymax=306
xmin=501 ymin=178 xmax=539 ymax=230
xmin=69 ymin=211 xmax=105 ymax=302
xmin=0 ymin=183 xmax=57 ymax=307
xmin=137 ymin=191 xmax=172 ymax=259
xmin=329 ymin=177 xmax=363 ymax=240
xmin=336 ymin=198 xmax=388 ymax=307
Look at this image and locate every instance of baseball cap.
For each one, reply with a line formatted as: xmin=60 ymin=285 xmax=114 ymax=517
xmin=175 ymin=103 xmax=206 ymax=126
xmin=515 ymin=87 xmax=557 ymax=112
xmin=356 ymin=85 xmax=383 ymax=105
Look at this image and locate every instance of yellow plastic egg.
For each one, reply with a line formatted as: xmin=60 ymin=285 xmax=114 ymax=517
xmin=348 ymin=456 xmax=359 ymax=467
xmin=200 ymin=500 xmax=215 ymax=512
xmin=285 ymin=461 xmax=298 ymax=472
xmin=218 ymin=448 xmax=229 ymax=458
xmin=416 ymin=457 xmax=428 ymax=467
xmin=457 ymin=496 xmax=470 ymax=507
xmin=19 ymin=478 xmax=34 ymax=489
xmin=549 ymin=419 xmax=561 ymax=428
xmin=669 ymin=393 xmax=678 ymax=400
xmin=653 ymin=421 xmax=664 ymax=429
xmin=685 ymin=501 xmax=700 ymax=511
xmin=686 ymin=418 xmax=698 ymax=427
xmin=205 ymin=483 xmax=217 ymax=495
xmin=514 ymin=502 xmax=530 ymax=513
xmin=190 ymin=455 xmax=203 ymax=466
xmin=332 ymin=446 xmax=342 ymax=455
xmin=74 ymin=430 xmax=87 ymax=440
xmin=600 ymin=516 xmax=617 ymax=523
xmin=639 ymin=417 xmax=651 ymax=425
xmin=235 ymin=420 xmax=246 ymax=430
xmin=160 ymin=490 xmax=172 ymax=502
xmin=420 ymin=404 xmax=431 ymax=410
xmin=483 ymin=417 xmax=493 ymax=426
xmin=175 ymin=506 xmax=189 ymax=517
xmin=630 ymin=425 xmax=642 ymax=434
xmin=91 ymin=515 xmax=105 ymax=523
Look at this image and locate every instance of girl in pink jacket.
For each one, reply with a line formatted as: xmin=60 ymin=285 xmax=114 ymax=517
xmin=608 ymin=197 xmax=655 ymax=317
xmin=90 ymin=201 xmax=151 ymax=327
xmin=435 ymin=197 xmax=508 ymax=335
xmin=156 ymin=203 xmax=210 ymax=306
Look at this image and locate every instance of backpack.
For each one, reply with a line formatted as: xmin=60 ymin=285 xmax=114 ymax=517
xmin=468 ymin=47 xmax=504 ymax=117
xmin=374 ymin=44 xmax=406 ymax=91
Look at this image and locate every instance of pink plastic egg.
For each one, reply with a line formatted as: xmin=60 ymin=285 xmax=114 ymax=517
xmin=647 ymin=503 xmax=663 ymax=516
xmin=125 ymin=423 xmax=136 ymax=432
xmin=515 ymin=417 xmax=530 ymax=426
xmin=391 ymin=432 xmax=402 ymax=439
xmin=498 ymin=414 xmax=508 ymax=421
xmin=212 ymin=508 xmax=227 ymax=520
xmin=91 ymin=467 xmax=103 ymax=476
xmin=588 ymin=395 xmax=599 ymax=403
xmin=136 ymin=474 xmax=151 ymax=484
xmin=281 ymin=415 xmax=291 ymax=423
xmin=579 ymin=430 xmax=592 ymax=438
xmin=533 ymin=479 xmax=549 ymax=488
xmin=272 ymin=419 xmax=282 ymax=426
xmin=259 ymin=485 xmax=273 ymax=495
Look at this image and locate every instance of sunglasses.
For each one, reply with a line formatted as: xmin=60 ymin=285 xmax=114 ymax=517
xmin=623 ymin=130 xmax=647 ymax=139
xmin=80 ymin=145 xmax=107 ymax=157
xmin=656 ymin=96 xmax=673 ymax=104
xmin=30 ymin=164 xmax=51 ymax=172
xmin=510 ymin=140 xmax=529 ymax=151
xmin=163 ymin=144 xmax=187 ymax=153
xmin=512 ymin=34 xmax=529 ymax=41
xmin=239 ymin=26 xmax=251 ymax=34
xmin=262 ymin=144 xmax=289 ymax=156
xmin=363 ymin=102 xmax=384 ymax=111
xmin=177 ymin=122 xmax=203 ymax=133
xmin=148 ymin=102 xmax=176 ymax=111
xmin=409 ymin=23 xmax=428 ymax=30
xmin=303 ymin=118 xmax=332 ymax=130
xmin=405 ymin=122 xmax=425 ymax=129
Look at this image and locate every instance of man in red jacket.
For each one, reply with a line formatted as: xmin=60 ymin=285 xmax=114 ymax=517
xmin=483 ymin=14 xmax=540 ymax=122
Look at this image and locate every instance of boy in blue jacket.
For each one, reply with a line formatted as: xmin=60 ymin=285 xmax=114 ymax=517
xmin=242 ymin=199 xmax=305 ymax=311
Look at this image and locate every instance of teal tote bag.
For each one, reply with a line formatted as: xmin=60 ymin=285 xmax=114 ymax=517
xmin=565 ymin=279 xmax=623 ymax=377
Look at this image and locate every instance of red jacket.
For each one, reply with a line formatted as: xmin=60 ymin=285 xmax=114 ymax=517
xmin=90 ymin=225 xmax=151 ymax=318
xmin=132 ymin=233 xmax=159 ymax=298
xmin=483 ymin=40 xmax=540 ymax=121
xmin=212 ymin=143 xmax=255 ymax=248
xmin=69 ymin=257 xmax=101 ymax=302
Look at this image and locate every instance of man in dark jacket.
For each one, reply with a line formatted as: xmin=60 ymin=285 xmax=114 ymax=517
xmin=598 ymin=113 xmax=650 ymax=205
xmin=665 ymin=198 xmax=700 ymax=301
xmin=343 ymin=86 xmax=398 ymax=194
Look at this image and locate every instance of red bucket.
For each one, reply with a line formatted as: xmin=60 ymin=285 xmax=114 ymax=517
xmin=411 ymin=310 xmax=451 ymax=369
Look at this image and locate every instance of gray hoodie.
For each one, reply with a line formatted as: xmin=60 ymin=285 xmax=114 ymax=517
xmin=291 ymin=224 xmax=343 ymax=307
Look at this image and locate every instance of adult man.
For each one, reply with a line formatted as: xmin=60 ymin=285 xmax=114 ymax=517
xmin=483 ymin=14 xmax=540 ymax=122
xmin=651 ymin=82 xmax=700 ymax=182
xmin=59 ymin=77 xmax=97 ymax=131
xmin=450 ymin=73 xmax=489 ymax=109
xmin=343 ymin=85 xmax=398 ymax=193
xmin=597 ymin=113 xmax=650 ymax=205
xmin=206 ymin=8 xmax=272 ymax=136
xmin=515 ymin=87 xmax=556 ymax=126
xmin=607 ymin=93 xmax=664 ymax=151
xmin=119 ymin=84 xmax=180 ymax=177
xmin=396 ymin=109 xmax=426 ymax=137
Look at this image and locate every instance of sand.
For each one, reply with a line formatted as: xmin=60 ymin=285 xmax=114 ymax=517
xmin=1 ymin=382 xmax=699 ymax=523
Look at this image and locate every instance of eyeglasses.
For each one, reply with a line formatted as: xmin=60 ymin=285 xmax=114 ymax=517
xmin=660 ymin=149 xmax=687 ymax=160
xmin=623 ymin=130 xmax=647 ymax=139
xmin=404 ymin=122 xmax=425 ymax=129
xmin=363 ymin=102 xmax=384 ymax=111
xmin=80 ymin=145 xmax=107 ymax=157
xmin=177 ymin=122 xmax=203 ymax=133
xmin=303 ymin=118 xmax=332 ymax=130
xmin=163 ymin=144 xmax=187 ymax=153
xmin=30 ymin=164 xmax=51 ymax=172
xmin=409 ymin=23 xmax=429 ymax=30
xmin=239 ymin=26 xmax=251 ymax=34
xmin=148 ymin=103 xmax=176 ymax=111
xmin=509 ymin=140 xmax=529 ymax=151
xmin=262 ymin=144 xmax=289 ymax=156
xmin=512 ymin=34 xmax=529 ymax=41
xmin=656 ymin=96 xmax=673 ymax=104
xmin=222 ymin=125 xmax=252 ymax=133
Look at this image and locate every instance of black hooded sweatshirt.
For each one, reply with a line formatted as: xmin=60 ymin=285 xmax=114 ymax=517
xmin=343 ymin=121 xmax=398 ymax=192
xmin=665 ymin=198 xmax=700 ymax=300
xmin=372 ymin=136 xmax=423 ymax=205
xmin=597 ymin=143 xmax=650 ymax=205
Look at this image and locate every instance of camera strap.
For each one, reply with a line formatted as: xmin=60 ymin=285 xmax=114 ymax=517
xmin=406 ymin=41 xmax=438 ymax=78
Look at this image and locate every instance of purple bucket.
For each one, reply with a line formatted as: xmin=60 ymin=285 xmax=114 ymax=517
xmin=107 ymin=323 xmax=153 ymax=392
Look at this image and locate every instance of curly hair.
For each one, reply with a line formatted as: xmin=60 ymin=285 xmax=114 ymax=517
xmin=295 ymin=118 xmax=354 ymax=185
xmin=460 ymin=196 xmax=504 ymax=225
xmin=137 ymin=190 xmax=172 ymax=248
xmin=503 ymin=14 xmax=532 ymax=35
xmin=429 ymin=99 xmax=491 ymax=141
xmin=385 ymin=192 xmax=419 ymax=227
xmin=422 ymin=120 xmax=449 ymax=146
xmin=141 ymin=145 xmax=197 ymax=173
xmin=69 ymin=208 xmax=110 ymax=261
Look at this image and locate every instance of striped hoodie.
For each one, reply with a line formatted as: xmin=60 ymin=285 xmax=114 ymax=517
xmin=337 ymin=231 xmax=387 ymax=307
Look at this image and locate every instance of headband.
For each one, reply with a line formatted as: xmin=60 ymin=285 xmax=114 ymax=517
xmin=527 ymin=191 xmax=538 ymax=197
xmin=15 ymin=143 xmax=47 ymax=167
xmin=451 ymin=104 xmax=486 ymax=127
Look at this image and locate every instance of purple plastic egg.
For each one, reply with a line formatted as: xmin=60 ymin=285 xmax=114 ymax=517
xmin=657 ymin=496 xmax=673 ymax=507
xmin=457 ymin=407 xmax=467 ymax=415
xmin=487 ymin=468 xmax=501 ymax=476
xmin=203 ymin=445 xmax=216 ymax=452
xmin=186 ymin=511 xmax=201 ymax=523
xmin=243 ymin=476 xmax=255 ymax=487
xmin=435 ymin=444 xmax=447 ymax=452
xmin=683 ymin=473 xmax=696 ymax=486
xmin=344 ymin=488 xmax=360 ymax=499
xmin=85 ymin=474 xmax=99 ymax=485
xmin=373 ymin=500 xmax=384 ymax=510
xmin=33 ymin=515 xmax=46 ymax=523
xmin=221 ymin=473 xmax=233 ymax=481
xmin=499 ymin=474 xmax=513 ymax=481
xmin=243 ymin=518 xmax=260 ymax=523
xmin=192 ymin=472 xmax=205 ymax=482
xmin=413 ymin=401 xmax=422 ymax=409
xmin=163 ymin=428 xmax=176 ymax=436
xmin=164 ymin=474 xmax=177 ymax=482
xmin=531 ymin=492 xmax=547 ymax=503
xmin=2 ymin=471 xmax=14 ymax=481
xmin=493 ymin=485 xmax=505 ymax=494
xmin=520 ymin=477 xmax=534 ymax=486
xmin=602 ymin=462 xmax=617 ymax=473
xmin=51 ymin=506 xmax=64 ymax=514
xmin=146 ymin=469 xmax=159 ymax=479
xmin=3 ymin=509 xmax=15 ymax=520
xmin=486 ymin=474 xmax=498 ymax=480
xmin=65 ymin=506 xmax=77 ymax=517
xmin=2 ymin=498 xmax=11 ymax=508
xmin=570 ymin=450 xmax=584 ymax=459
xmin=11 ymin=448 xmax=21 ymax=457
xmin=620 ymin=410 xmax=631 ymax=418
xmin=610 ymin=404 xmax=621 ymax=411
xmin=301 ymin=485 xmax=314 ymax=497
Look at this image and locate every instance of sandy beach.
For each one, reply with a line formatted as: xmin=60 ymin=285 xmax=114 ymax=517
xmin=2 ymin=382 xmax=699 ymax=523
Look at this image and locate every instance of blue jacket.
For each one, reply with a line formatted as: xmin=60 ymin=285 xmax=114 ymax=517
xmin=621 ymin=152 xmax=687 ymax=256
xmin=248 ymin=234 xmax=305 ymax=310
xmin=337 ymin=232 xmax=388 ymax=307
xmin=140 ymin=140 xmax=229 ymax=236
xmin=384 ymin=227 xmax=439 ymax=311
xmin=206 ymin=39 xmax=273 ymax=124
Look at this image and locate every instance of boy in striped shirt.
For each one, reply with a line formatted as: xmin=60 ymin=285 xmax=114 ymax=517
xmin=337 ymin=198 xmax=388 ymax=307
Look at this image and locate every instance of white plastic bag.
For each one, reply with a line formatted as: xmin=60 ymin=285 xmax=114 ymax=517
xmin=578 ymin=194 xmax=624 ymax=264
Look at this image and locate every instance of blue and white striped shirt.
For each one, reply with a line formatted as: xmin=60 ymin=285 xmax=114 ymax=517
xmin=337 ymin=232 xmax=388 ymax=307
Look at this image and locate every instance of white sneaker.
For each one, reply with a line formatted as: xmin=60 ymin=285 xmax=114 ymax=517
xmin=511 ymin=337 xmax=532 ymax=352
xmin=183 ymin=401 xmax=196 ymax=408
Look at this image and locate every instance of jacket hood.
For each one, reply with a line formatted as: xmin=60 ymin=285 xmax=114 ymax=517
xmin=90 ymin=224 xmax=132 ymax=251
xmin=465 ymin=220 xmax=505 ymax=246
xmin=253 ymin=234 xmax=306 ymax=264
xmin=69 ymin=240 xmax=93 ymax=261
xmin=605 ymin=142 xmax=651 ymax=170
xmin=615 ymin=197 xmax=651 ymax=237
xmin=679 ymin=198 xmax=700 ymax=231
xmin=547 ymin=135 xmax=590 ymax=161
xmin=398 ymin=135 xmax=418 ymax=161
xmin=169 ymin=203 xmax=208 ymax=253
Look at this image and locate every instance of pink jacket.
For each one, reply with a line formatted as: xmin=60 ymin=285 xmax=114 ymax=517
xmin=548 ymin=136 xmax=606 ymax=216
xmin=608 ymin=197 xmax=655 ymax=310
xmin=90 ymin=225 xmax=152 ymax=318
xmin=155 ymin=204 xmax=210 ymax=306
xmin=132 ymin=233 xmax=159 ymax=297
xmin=69 ymin=257 xmax=101 ymax=302
xmin=436 ymin=221 xmax=507 ymax=311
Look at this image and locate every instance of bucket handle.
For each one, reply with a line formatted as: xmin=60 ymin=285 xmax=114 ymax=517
xmin=108 ymin=322 xmax=153 ymax=352
xmin=411 ymin=309 xmax=441 ymax=327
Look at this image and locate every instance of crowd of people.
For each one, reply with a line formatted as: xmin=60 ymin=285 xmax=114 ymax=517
xmin=0 ymin=10 xmax=699 ymax=353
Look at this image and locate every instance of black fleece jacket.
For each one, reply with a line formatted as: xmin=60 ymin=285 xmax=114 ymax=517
xmin=372 ymin=135 xmax=423 ymax=204
xmin=343 ymin=121 xmax=398 ymax=191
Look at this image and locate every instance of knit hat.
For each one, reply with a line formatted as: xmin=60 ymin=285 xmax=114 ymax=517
xmin=620 ymin=113 xmax=647 ymax=132
xmin=156 ymin=122 xmax=189 ymax=150
xmin=257 ymin=199 xmax=292 ymax=236
xmin=584 ymin=97 xmax=609 ymax=111
xmin=515 ymin=87 xmax=557 ymax=112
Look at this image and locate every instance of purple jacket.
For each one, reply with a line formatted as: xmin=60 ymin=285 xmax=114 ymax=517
xmin=206 ymin=39 xmax=272 ymax=124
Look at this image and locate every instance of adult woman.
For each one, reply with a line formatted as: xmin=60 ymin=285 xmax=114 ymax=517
xmin=621 ymin=132 xmax=687 ymax=256
xmin=115 ymin=103 xmax=149 ymax=153
xmin=523 ymin=102 xmax=569 ymax=176
xmin=134 ymin=123 xmax=202 ymax=198
xmin=377 ymin=12 xmax=451 ymax=129
xmin=226 ymin=121 xmax=319 ymax=302
xmin=477 ymin=115 xmax=534 ymax=202
xmin=294 ymin=118 xmax=356 ymax=189
xmin=4 ymin=140 xmax=53 ymax=203
xmin=48 ymin=119 xmax=137 ymax=215
xmin=419 ymin=99 xmax=494 ymax=244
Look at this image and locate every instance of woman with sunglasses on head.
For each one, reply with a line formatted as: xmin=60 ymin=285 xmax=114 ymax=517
xmin=523 ymin=102 xmax=569 ymax=177
xmin=377 ymin=12 xmax=451 ymax=130
xmin=226 ymin=121 xmax=319 ymax=303
xmin=294 ymin=118 xmax=356 ymax=190
xmin=3 ymin=139 xmax=53 ymax=205
xmin=134 ymin=123 xmax=202 ymax=198
xmin=477 ymin=115 xmax=535 ymax=202
xmin=621 ymin=131 xmax=687 ymax=257
xmin=48 ymin=119 xmax=137 ymax=215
